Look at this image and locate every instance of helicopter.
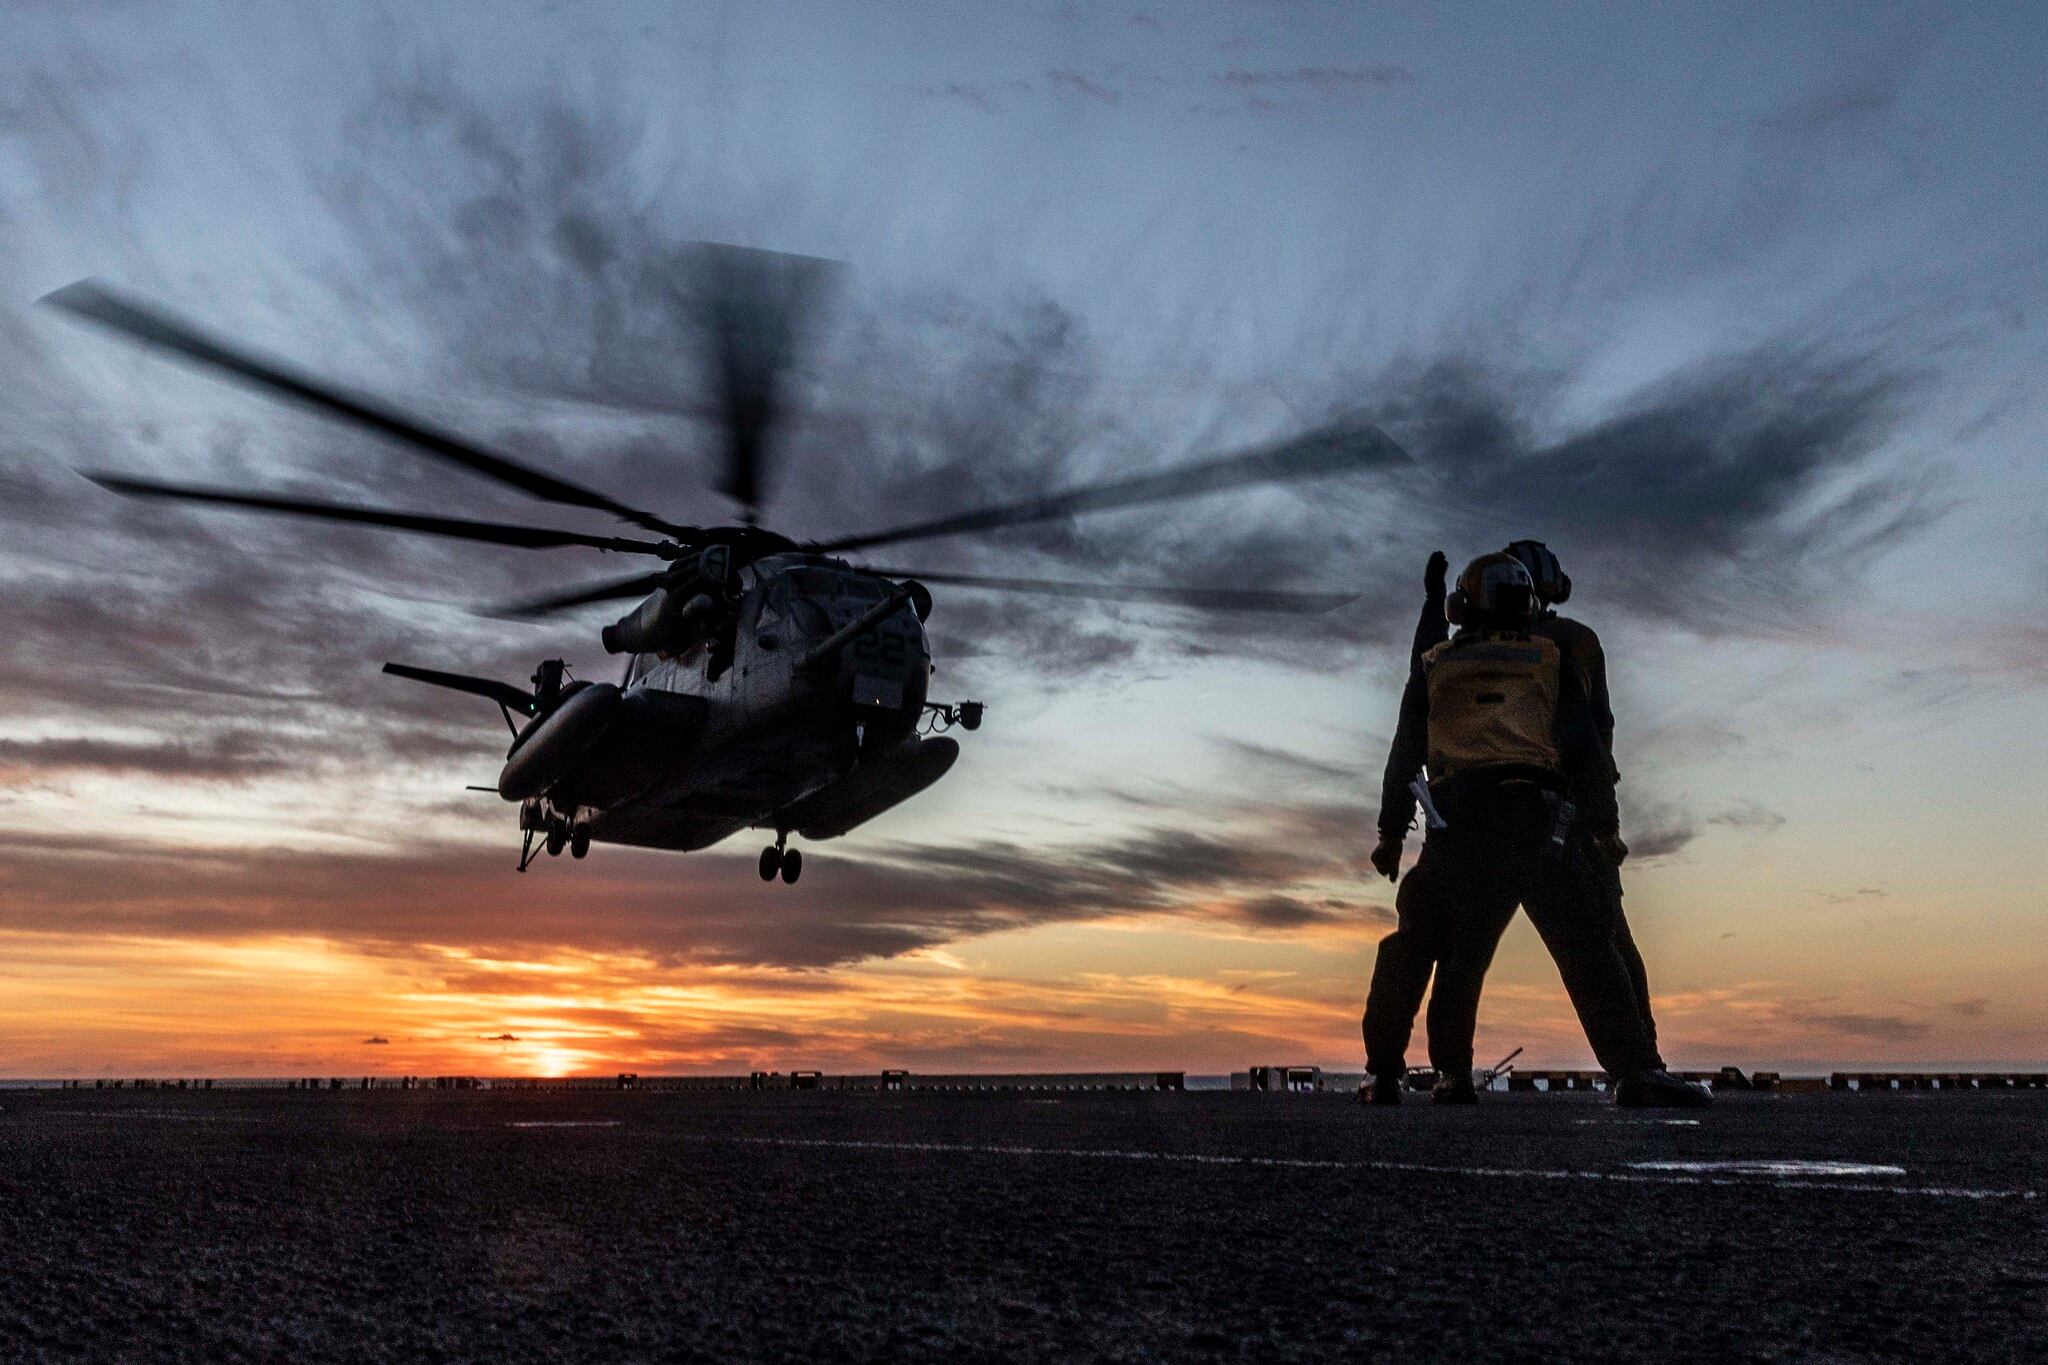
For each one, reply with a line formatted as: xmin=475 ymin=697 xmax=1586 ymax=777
xmin=44 ymin=246 xmax=1408 ymax=882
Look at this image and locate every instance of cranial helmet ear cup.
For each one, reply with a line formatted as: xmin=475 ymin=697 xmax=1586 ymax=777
xmin=1503 ymin=539 xmax=1568 ymax=606
xmin=1445 ymin=589 xmax=1467 ymax=626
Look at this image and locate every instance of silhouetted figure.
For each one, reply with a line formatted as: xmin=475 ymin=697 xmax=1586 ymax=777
xmin=1403 ymin=542 xmax=1663 ymax=1068
xmin=1361 ymin=553 xmax=1707 ymax=1108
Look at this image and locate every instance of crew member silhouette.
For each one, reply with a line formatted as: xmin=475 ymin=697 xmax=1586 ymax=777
xmin=1361 ymin=553 xmax=1707 ymax=1108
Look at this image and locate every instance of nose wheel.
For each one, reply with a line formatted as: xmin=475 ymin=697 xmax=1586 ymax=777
xmin=758 ymin=837 xmax=803 ymax=884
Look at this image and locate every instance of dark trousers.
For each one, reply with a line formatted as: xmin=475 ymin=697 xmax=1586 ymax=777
xmin=1599 ymin=864 xmax=1661 ymax=1063
xmin=1362 ymin=802 xmax=1659 ymax=1080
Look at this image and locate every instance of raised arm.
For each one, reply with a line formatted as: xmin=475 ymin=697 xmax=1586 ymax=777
xmin=1410 ymin=550 xmax=1450 ymax=667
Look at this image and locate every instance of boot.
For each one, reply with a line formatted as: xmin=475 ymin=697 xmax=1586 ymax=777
xmin=1359 ymin=1073 xmax=1402 ymax=1106
xmin=1432 ymin=1074 xmax=1479 ymax=1105
xmin=1613 ymin=1068 xmax=1712 ymax=1108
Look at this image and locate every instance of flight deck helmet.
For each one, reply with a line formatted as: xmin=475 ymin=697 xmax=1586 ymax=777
xmin=1445 ymin=552 xmax=1538 ymax=629
xmin=1503 ymin=539 xmax=1570 ymax=605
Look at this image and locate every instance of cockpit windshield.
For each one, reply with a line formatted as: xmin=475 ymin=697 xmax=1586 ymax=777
xmin=782 ymin=568 xmax=886 ymax=600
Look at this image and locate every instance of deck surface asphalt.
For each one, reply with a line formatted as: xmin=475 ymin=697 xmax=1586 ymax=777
xmin=0 ymin=1086 xmax=2043 ymax=1363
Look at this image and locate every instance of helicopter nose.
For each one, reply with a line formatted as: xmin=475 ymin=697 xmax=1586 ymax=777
xmin=842 ymin=615 xmax=930 ymax=717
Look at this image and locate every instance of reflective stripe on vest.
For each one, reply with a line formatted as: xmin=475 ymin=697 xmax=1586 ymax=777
xmin=1421 ymin=633 xmax=1562 ymax=778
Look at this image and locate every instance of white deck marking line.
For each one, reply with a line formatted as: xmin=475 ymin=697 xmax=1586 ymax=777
xmin=1630 ymin=1159 xmax=1906 ymax=1178
xmin=507 ymin=1120 xmax=622 ymax=1129
xmin=1576 ymin=1118 xmax=1701 ymax=1127
xmin=11 ymin=1110 xmax=264 ymax=1122
xmin=689 ymin=1135 xmax=2038 ymax=1201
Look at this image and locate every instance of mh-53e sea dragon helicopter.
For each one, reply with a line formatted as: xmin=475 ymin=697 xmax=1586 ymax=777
xmin=46 ymin=247 xmax=1407 ymax=882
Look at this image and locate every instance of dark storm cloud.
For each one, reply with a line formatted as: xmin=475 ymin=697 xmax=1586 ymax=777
xmin=295 ymin=74 xmax=1369 ymax=673
xmin=7 ymin=59 xmax=1941 ymax=719
xmin=0 ymin=25 xmax=1974 ymax=948
xmin=1359 ymin=346 xmax=1930 ymax=632
xmin=804 ymin=325 xmax=1928 ymax=669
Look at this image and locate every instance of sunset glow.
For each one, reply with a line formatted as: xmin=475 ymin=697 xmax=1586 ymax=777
xmin=4 ymin=4 xmax=2046 ymax=1082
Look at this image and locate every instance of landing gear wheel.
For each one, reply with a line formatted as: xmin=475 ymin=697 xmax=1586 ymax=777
xmin=759 ymin=846 xmax=782 ymax=881
xmin=569 ymin=826 xmax=590 ymax=859
xmin=545 ymin=823 xmax=567 ymax=857
xmin=779 ymin=848 xmax=803 ymax=885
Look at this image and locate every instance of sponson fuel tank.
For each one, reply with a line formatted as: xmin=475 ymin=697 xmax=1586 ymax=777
xmin=499 ymin=684 xmax=710 ymax=805
xmin=499 ymin=683 xmax=621 ymax=801
xmin=781 ymin=736 xmax=959 ymax=840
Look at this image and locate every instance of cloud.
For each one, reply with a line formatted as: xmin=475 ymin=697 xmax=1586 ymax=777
xmin=1619 ymin=797 xmax=1787 ymax=863
xmin=0 ymin=20 xmax=1993 ymax=1076
xmin=1706 ymin=800 xmax=1788 ymax=836
xmin=1358 ymin=347 xmax=1932 ymax=632
xmin=1624 ymin=816 xmax=1698 ymax=862
xmin=1046 ymin=70 xmax=1122 ymax=105
xmin=1206 ymin=736 xmax=1363 ymax=787
xmin=0 ymin=732 xmax=289 ymax=784
xmin=1 ymin=55 xmax=1950 ymax=752
xmin=920 ymin=82 xmax=995 ymax=114
xmin=1214 ymin=66 xmax=1413 ymax=94
xmin=1232 ymin=893 xmax=1389 ymax=929
xmin=1790 ymin=1009 xmax=1931 ymax=1042
xmin=1811 ymin=886 xmax=1887 ymax=906
xmin=0 ymin=814 xmax=1378 ymax=968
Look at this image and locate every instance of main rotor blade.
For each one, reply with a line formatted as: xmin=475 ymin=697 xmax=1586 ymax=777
xmin=814 ymin=419 xmax=1410 ymax=555
xmin=83 ymin=473 xmax=673 ymax=555
xmin=690 ymin=244 xmax=839 ymax=523
xmin=487 ymin=568 xmax=674 ymax=619
xmin=864 ymin=567 xmax=1356 ymax=614
xmin=43 ymin=280 xmax=687 ymax=537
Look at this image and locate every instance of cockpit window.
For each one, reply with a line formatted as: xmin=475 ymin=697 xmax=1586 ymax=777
xmin=790 ymin=599 xmax=833 ymax=636
xmin=756 ymin=578 xmax=791 ymax=628
xmin=781 ymin=568 xmax=885 ymax=600
xmin=837 ymin=575 xmax=887 ymax=601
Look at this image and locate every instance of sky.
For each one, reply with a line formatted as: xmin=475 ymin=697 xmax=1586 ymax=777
xmin=1 ymin=1 xmax=2044 ymax=1078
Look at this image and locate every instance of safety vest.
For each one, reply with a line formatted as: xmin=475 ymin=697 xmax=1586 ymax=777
xmin=1421 ymin=631 xmax=1562 ymax=779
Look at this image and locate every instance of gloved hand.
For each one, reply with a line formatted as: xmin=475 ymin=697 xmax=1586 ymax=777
xmin=1424 ymin=550 xmax=1449 ymax=598
xmin=1370 ymin=833 xmax=1404 ymax=882
xmin=1593 ymin=833 xmax=1629 ymax=866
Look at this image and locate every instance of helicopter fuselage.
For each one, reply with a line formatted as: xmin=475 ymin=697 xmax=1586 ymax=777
xmin=510 ymin=554 xmax=955 ymax=857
